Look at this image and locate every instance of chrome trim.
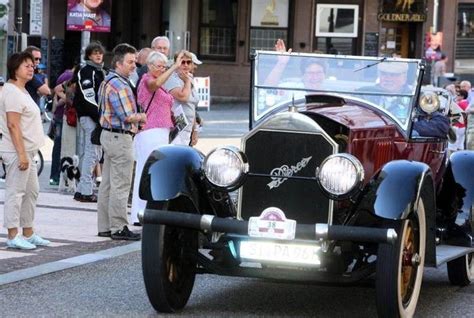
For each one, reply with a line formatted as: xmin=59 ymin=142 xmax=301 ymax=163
xmin=238 ymin=111 xmax=338 ymax=225
xmin=316 ymin=153 xmax=365 ymax=199
xmin=315 ymin=224 xmax=329 ymax=239
xmin=203 ymin=146 xmax=249 ymax=190
xmin=387 ymin=228 xmax=398 ymax=245
xmin=200 ymin=214 xmax=215 ymax=232
xmin=137 ymin=209 xmax=144 ymax=223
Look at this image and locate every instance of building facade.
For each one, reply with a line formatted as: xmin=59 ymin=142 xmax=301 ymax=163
xmin=2 ymin=0 xmax=474 ymax=100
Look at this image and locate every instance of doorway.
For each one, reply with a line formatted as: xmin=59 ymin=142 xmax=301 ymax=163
xmin=379 ymin=22 xmax=418 ymax=58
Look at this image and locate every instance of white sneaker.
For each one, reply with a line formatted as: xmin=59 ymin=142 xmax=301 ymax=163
xmin=25 ymin=233 xmax=50 ymax=246
xmin=6 ymin=235 xmax=37 ymax=250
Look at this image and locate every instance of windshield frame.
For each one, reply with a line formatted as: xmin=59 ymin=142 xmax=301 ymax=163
xmin=251 ymin=50 xmax=424 ymax=132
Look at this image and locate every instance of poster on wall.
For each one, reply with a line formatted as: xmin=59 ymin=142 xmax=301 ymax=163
xmin=251 ymin=0 xmax=289 ymax=27
xmin=0 ymin=0 xmax=8 ymax=39
xmin=66 ymin=0 xmax=112 ymax=33
xmin=316 ymin=4 xmax=359 ymax=38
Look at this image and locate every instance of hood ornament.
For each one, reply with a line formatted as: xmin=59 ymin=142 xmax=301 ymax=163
xmin=267 ymin=156 xmax=312 ymax=189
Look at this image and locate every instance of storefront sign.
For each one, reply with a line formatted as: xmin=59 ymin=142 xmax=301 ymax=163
xmin=377 ymin=13 xmax=426 ymax=22
xmin=66 ymin=0 xmax=112 ymax=33
xmin=251 ymin=0 xmax=289 ymax=27
xmin=30 ymin=0 xmax=43 ymax=36
xmin=378 ymin=0 xmax=426 ymax=22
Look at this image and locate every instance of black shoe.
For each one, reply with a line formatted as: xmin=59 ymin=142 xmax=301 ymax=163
xmin=98 ymin=231 xmax=111 ymax=237
xmin=80 ymin=194 xmax=98 ymax=203
xmin=73 ymin=192 xmax=83 ymax=201
xmin=133 ymin=222 xmax=142 ymax=227
xmin=111 ymin=226 xmax=141 ymax=241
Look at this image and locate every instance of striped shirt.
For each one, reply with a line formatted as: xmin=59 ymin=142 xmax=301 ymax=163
xmin=99 ymin=71 xmax=137 ymax=131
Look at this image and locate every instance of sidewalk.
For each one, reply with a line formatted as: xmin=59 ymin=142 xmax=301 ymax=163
xmin=0 ymin=136 xmax=240 ymax=285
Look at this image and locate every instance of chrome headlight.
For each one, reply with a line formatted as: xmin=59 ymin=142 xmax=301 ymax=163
xmin=203 ymin=146 xmax=248 ymax=189
xmin=316 ymin=154 xmax=364 ymax=199
xmin=419 ymin=92 xmax=440 ymax=114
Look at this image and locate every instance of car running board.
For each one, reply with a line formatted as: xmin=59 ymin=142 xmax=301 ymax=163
xmin=436 ymin=245 xmax=474 ymax=267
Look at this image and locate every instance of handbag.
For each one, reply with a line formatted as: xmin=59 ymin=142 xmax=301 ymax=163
xmin=65 ymin=105 xmax=77 ymax=127
xmin=91 ymin=125 xmax=102 ymax=145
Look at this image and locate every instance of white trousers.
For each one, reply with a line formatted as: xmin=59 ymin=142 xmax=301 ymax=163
xmin=130 ymin=128 xmax=170 ymax=223
xmin=2 ymin=151 xmax=39 ymax=229
xmin=448 ymin=127 xmax=466 ymax=152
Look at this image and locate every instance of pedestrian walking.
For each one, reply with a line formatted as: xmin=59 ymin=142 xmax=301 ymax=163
xmin=74 ymin=42 xmax=107 ymax=203
xmin=432 ymin=53 xmax=448 ymax=86
xmin=97 ymin=43 xmax=146 ymax=240
xmin=0 ymin=51 xmax=50 ymax=249
xmin=130 ymin=51 xmax=183 ymax=225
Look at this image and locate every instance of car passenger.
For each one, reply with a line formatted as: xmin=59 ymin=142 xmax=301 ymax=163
xmin=263 ymin=39 xmax=326 ymax=105
xmin=361 ymin=62 xmax=450 ymax=138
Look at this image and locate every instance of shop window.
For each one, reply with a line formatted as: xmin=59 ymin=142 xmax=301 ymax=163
xmin=457 ymin=4 xmax=474 ymax=60
xmin=314 ymin=4 xmax=359 ymax=55
xmin=315 ymin=4 xmax=358 ymax=38
xmin=316 ymin=38 xmax=356 ymax=55
xmin=199 ymin=0 xmax=238 ymax=61
xmin=249 ymin=0 xmax=290 ymax=51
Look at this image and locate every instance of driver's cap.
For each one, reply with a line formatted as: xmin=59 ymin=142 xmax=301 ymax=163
xmin=378 ymin=62 xmax=408 ymax=74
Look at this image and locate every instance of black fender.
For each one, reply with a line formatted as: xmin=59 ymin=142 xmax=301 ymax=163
xmin=438 ymin=151 xmax=474 ymax=247
xmin=369 ymin=160 xmax=433 ymax=220
xmin=361 ymin=160 xmax=437 ymax=266
xmin=139 ymin=145 xmax=204 ymax=209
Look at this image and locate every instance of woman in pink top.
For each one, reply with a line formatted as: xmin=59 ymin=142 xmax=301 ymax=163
xmin=131 ymin=51 xmax=184 ymax=225
xmin=449 ymin=89 xmax=469 ymax=152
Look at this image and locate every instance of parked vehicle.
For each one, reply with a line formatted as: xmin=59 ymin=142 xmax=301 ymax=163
xmin=139 ymin=51 xmax=474 ymax=317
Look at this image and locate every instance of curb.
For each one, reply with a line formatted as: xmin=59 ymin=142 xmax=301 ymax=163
xmin=0 ymin=241 xmax=141 ymax=286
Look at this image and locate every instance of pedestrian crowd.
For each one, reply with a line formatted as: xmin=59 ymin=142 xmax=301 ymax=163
xmin=0 ymin=36 xmax=204 ymax=248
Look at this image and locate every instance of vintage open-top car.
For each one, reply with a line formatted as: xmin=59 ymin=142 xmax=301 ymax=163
xmin=138 ymin=51 xmax=474 ymax=317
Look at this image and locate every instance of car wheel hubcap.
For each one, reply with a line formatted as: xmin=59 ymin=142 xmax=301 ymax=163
xmin=400 ymin=223 xmax=418 ymax=303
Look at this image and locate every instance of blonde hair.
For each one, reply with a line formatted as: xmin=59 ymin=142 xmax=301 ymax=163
xmin=173 ymin=50 xmax=192 ymax=62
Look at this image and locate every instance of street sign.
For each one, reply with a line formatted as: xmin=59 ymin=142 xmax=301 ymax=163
xmin=30 ymin=0 xmax=43 ymax=36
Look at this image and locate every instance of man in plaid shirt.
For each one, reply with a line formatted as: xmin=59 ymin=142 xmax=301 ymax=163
xmin=97 ymin=43 xmax=146 ymax=240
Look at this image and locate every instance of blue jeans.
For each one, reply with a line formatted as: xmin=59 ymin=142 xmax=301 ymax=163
xmin=49 ymin=120 xmax=63 ymax=182
xmin=77 ymin=116 xmax=102 ymax=196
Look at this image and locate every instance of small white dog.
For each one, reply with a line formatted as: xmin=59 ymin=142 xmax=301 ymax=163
xmin=58 ymin=155 xmax=81 ymax=193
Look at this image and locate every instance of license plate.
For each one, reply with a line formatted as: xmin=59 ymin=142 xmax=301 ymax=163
xmin=239 ymin=241 xmax=320 ymax=266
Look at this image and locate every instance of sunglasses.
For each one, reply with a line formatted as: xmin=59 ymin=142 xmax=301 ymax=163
xmin=34 ymin=58 xmax=41 ymax=61
xmin=181 ymin=60 xmax=193 ymax=65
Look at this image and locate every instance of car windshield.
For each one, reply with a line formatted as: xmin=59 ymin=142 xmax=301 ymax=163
xmin=253 ymin=51 xmax=422 ymax=129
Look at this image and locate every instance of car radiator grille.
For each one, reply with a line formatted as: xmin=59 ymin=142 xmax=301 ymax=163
xmin=239 ymin=130 xmax=336 ymax=224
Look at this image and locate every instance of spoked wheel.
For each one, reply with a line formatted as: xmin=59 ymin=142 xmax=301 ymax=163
xmin=376 ymin=197 xmax=426 ymax=318
xmin=447 ymin=252 xmax=474 ymax=286
xmin=33 ymin=150 xmax=44 ymax=176
xmin=142 ymin=202 xmax=198 ymax=313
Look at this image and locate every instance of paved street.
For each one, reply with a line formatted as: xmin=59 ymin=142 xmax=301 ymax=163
xmin=0 ymin=251 xmax=473 ymax=317
xmin=1 ymin=102 xmax=474 ymax=317
xmin=0 ymin=102 xmax=248 ymax=284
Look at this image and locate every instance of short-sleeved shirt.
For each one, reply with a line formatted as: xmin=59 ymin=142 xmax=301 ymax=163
xmin=99 ymin=72 xmax=137 ymax=131
xmin=0 ymin=83 xmax=45 ymax=152
xmin=137 ymin=73 xmax=174 ymax=130
xmin=25 ymin=74 xmax=45 ymax=106
xmin=163 ymin=72 xmax=199 ymax=131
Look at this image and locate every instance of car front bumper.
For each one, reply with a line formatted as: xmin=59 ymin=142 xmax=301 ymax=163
xmin=139 ymin=209 xmax=398 ymax=245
